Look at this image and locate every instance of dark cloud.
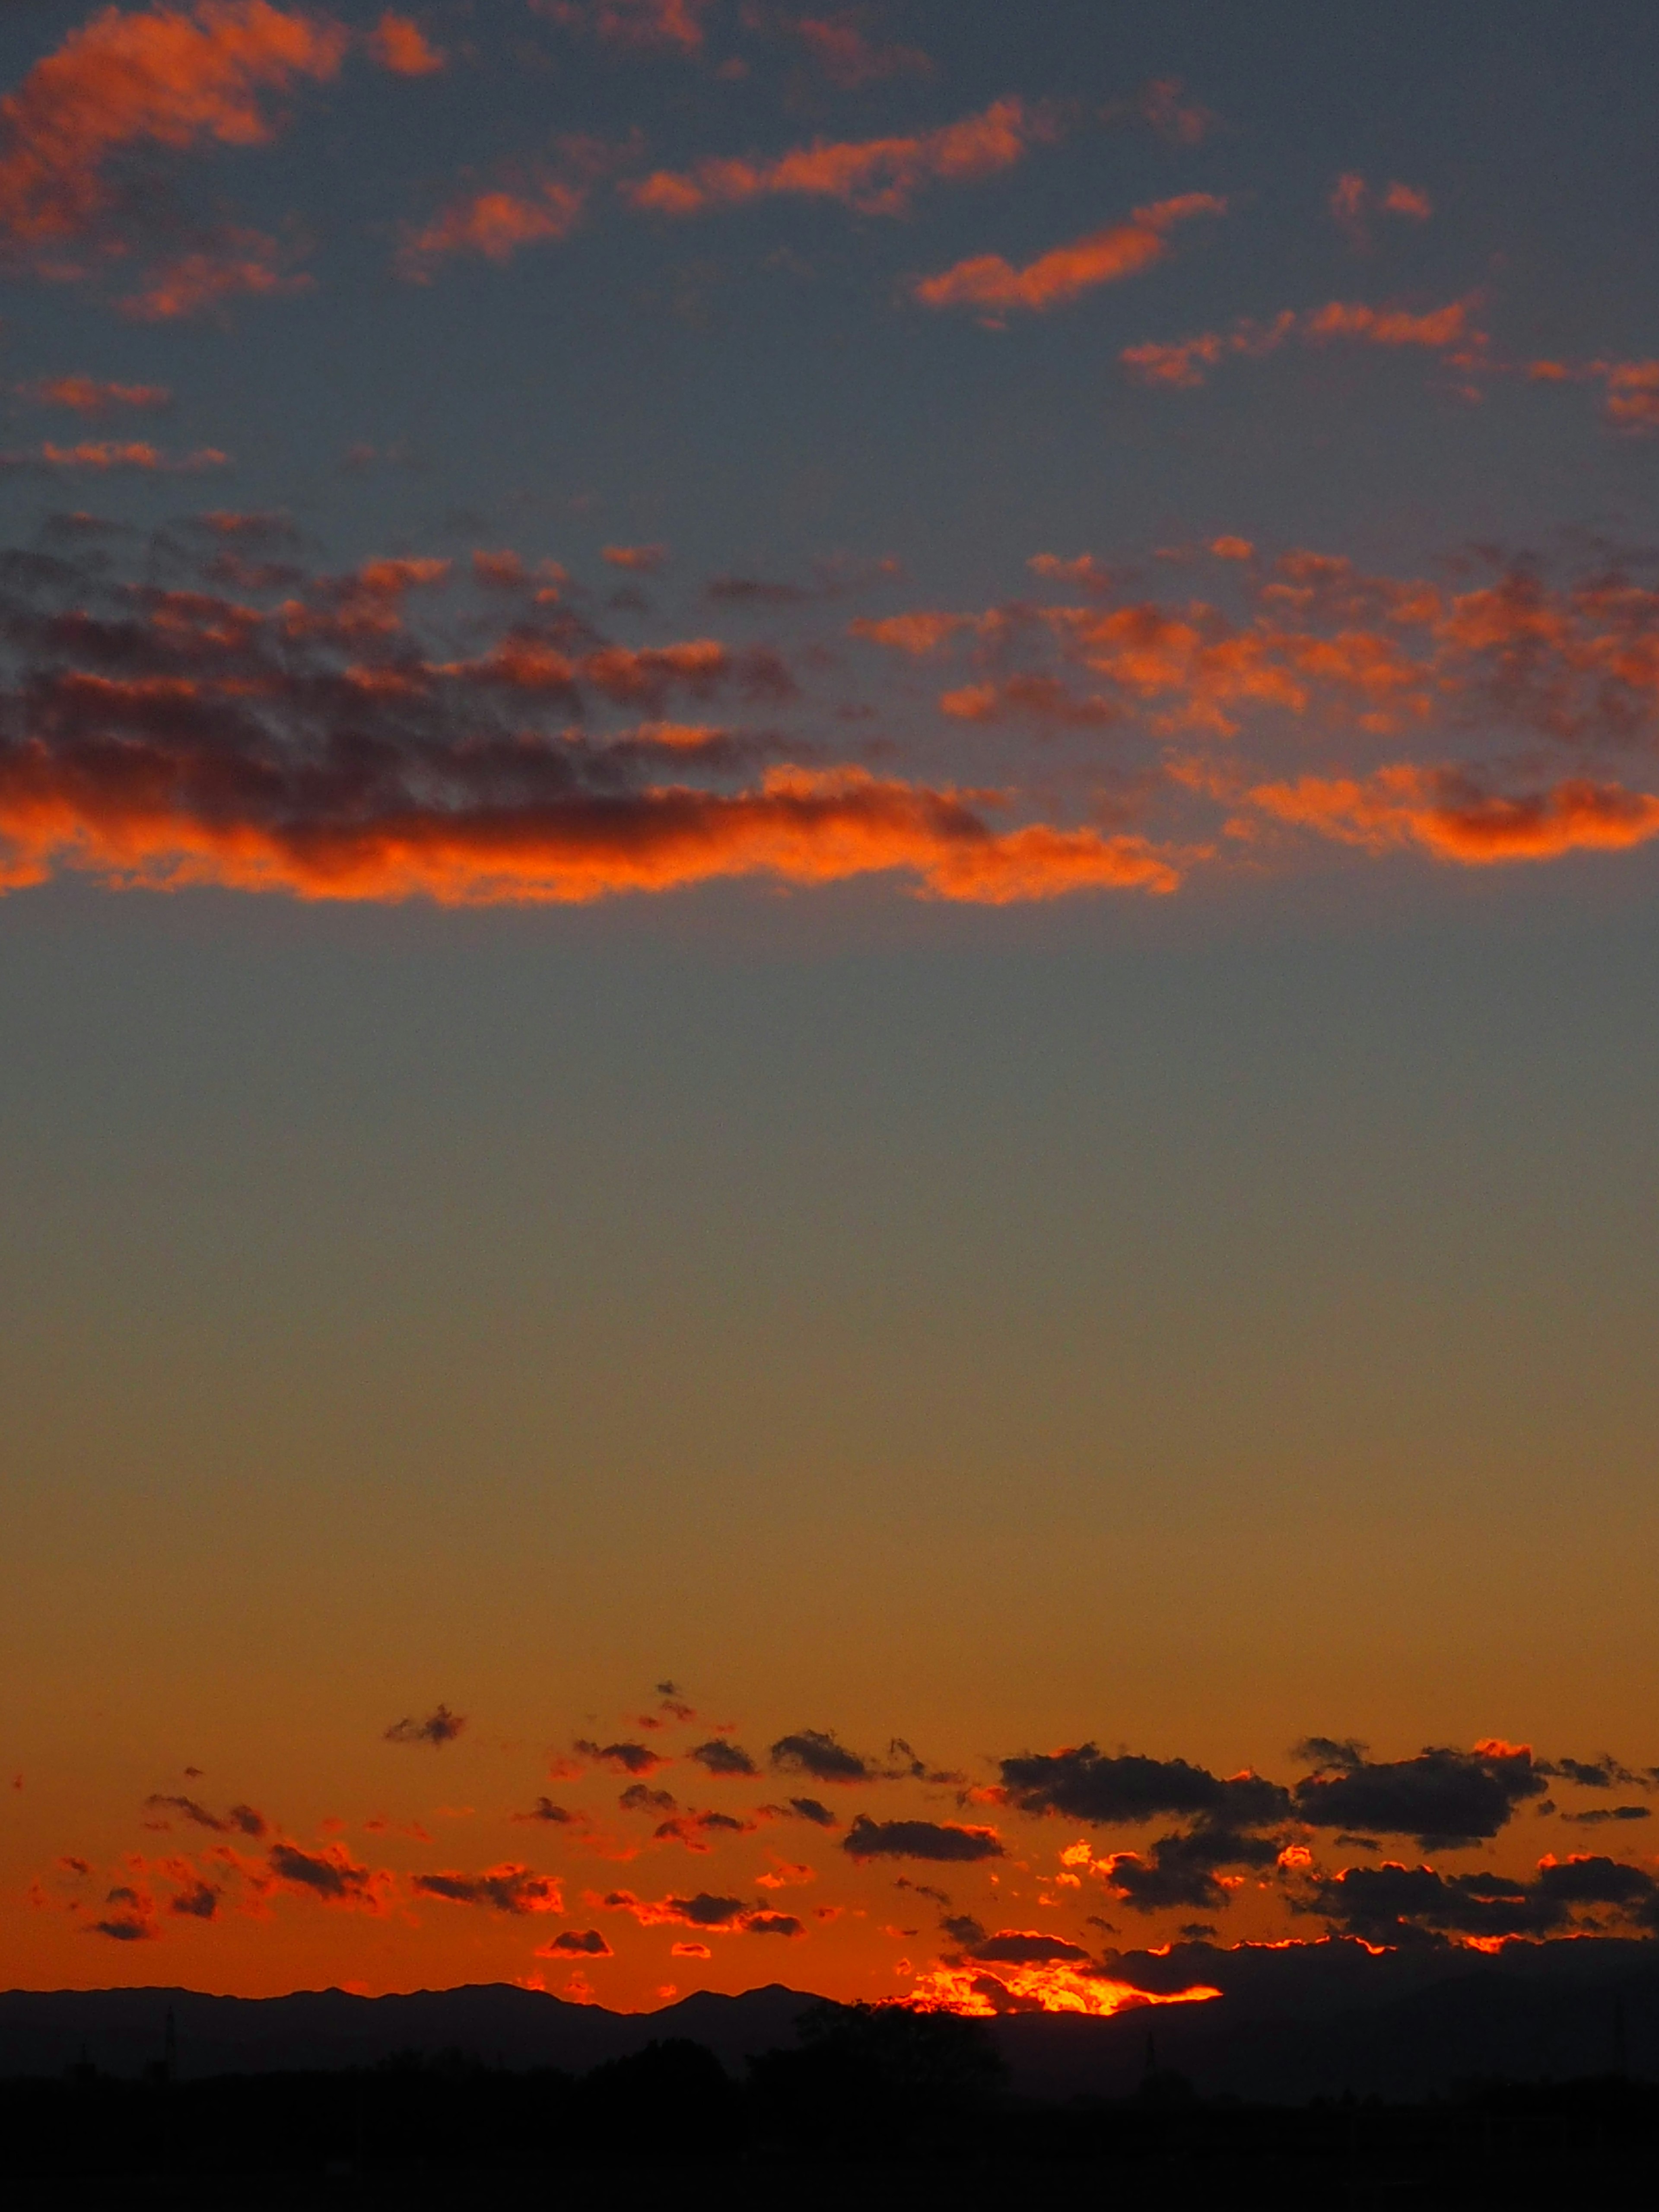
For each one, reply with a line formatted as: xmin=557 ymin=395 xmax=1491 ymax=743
xmin=541 ymin=1928 xmax=612 ymax=1955
xmin=1104 ymin=1823 xmax=1281 ymax=1915
xmin=604 ymin=1889 xmax=749 ymax=1929
xmin=706 ymin=575 xmax=810 ymax=605
xmin=411 ymin=1866 xmax=561 ymax=1914
xmin=1292 ymin=1741 xmax=1547 ymax=1848
xmin=1537 ymin=1855 xmax=1659 ymax=1917
xmin=967 ymin=1930 xmax=1091 ymax=1965
xmin=843 ymin=1816 xmax=1004 ymax=1863
xmin=688 ymin=1739 xmax=758 ymax=1777
xmin=895 ymin=1878 xmax=953 ymax=1907
xmin=385 ymin=1704 xmax=466 ymax=1748
xmin=268 ymin=1842 xmax=375 ymax=1903
xmin=143 ymin=1793 xmax=228 ymax=1831
xmin=512 ymin=1798 xmax=578 ymax=1824
xmin=143 ymin=1792 xmax=260 ymax=1836
xmin=1549 ymin=1756 xmax=1643 ymax=1789
xmin=887 ymin=1737 xmax=967 ymax=1786
xmin=1562 ymin=1805 xmax=1651 ymax=1825
xmin=941 ymin=1914 xmax=986 ymax=1946
xmin=999 ymin=1745 xmax=1291 ymax=1829
xmin=653 ymin=1808 xmax=757 ymax=1848
xmin=1305 ymin=1854 xmax=1659 ymax=1945
xmin=770 ymin=1729 xmax=871 ymax=1785
xmin=169 ymin=1879 xmax=219 ymax=1919
xmin=619 ymin=1783 xmax=679 ymax=1815
xmin=786 ymin=1798 xmax=837 ymax=1827
xmin=576 ymin=1739 xmax=667 ymax=1776
xmin=90 ymin=1892 xmax=159 ymax=1942
xmin=743 ymin=1911 xmax=805 ymax=1936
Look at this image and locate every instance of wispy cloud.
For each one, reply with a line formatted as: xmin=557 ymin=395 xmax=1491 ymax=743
xmin=623 ymin=97 xmax=1056 ymax=219
xmin=914 ymin=195 xmax=1225 ymax=319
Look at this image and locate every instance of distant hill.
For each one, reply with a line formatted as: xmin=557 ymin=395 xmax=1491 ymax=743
xmin=5 ymin=1938 xmax=1656 ymax=2103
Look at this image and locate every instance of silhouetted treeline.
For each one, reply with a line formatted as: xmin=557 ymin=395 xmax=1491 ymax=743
xmin=4 ymin=2001 xmax=1659 ymax=2206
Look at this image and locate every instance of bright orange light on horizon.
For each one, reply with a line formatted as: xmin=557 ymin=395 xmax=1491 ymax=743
xmin=903 ymin=1958 xmax=1223 ymax=2018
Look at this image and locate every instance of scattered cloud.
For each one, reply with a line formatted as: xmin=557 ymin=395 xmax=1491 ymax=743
xmin=790 ymin=13 xmax=932 ymax=88
xmin=385 ymin=1705 xmax=467 ymax=1747
xmin=0 ymin=0 xmax=348 ymax=262
xmin=999 ymin=1745 xmax=1291 ymax=1829
xmin=577 ymin=1739 xmax=670 ymax=1775
xmin=1330 ymin=172 xmax=1433 ymax=248
xmin=537 ymin=1927 xmax=613 ymax=1955
xmin=915 ymin=194 xmax=1224 ymax=318
xmin=367 ymin=11 xmax=445 ymax=75
xmin=268 ymin=1840 xmax=391 ymax=1910
xmin=119 ymin=226 xmax=314 ymax=320
xmin=843 ymin=1816 xmax=1005 ymax=1862
xmin=535 ymin=0 xmax=716 ymax=54
xmin=411 ymin=1865 xmax=564 ymax=1913
xmin=1250 ymin=768 xmax=1659 ymax=868
xmin=0 ymin=442 xmax=227 ymax=472
xmin=18 ymin=376 xmax=171 ymax=414
xmin=399 ymin=175 xmax=588 ymax=276
xmin=1122 ymin=296 xmax=1479 ymax=390
xmin=623 ymin=97 xmax=1056 ymax=219
xmin=769 ymin=1729 xmax=873 ymax=1785
xmin=689 ymin=1740 xmax=759 ymax=1777
xmin=142 ymin=1795 xmax=267 ymax=1837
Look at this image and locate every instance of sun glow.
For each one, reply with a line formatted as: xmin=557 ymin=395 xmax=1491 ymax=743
xmin=905 ymin=1959 xmax=1223 ymax=2017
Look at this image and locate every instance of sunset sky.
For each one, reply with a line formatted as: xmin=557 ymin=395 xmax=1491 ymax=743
xmin=4 ymin=0 xmax=1659 ymax=2015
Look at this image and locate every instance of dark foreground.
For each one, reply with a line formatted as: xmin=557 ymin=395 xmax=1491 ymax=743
xmin=4 ymin=2012 xmax=1657 ymax=2212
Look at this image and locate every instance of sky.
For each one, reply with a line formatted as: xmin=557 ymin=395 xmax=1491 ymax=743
xmin=3 ymin=0 xmax=1659 ymax=2015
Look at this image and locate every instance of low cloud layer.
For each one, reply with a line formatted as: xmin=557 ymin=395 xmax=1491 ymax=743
xmin=38 ymin=1690 xmax=1659 ymax=2024
xmin=0 ymin=520 xmax=1649 ymax=918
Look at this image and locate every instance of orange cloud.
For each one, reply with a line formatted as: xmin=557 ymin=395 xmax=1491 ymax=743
xmin=0 ymin=757 xmax=1181 ymax=907
xmin=0 ymin=1 xmax=348 ymax=254
xmin=940 ymin=676 xmax=1119 ymax=728
xmin=1122 ymin=298 xmax=1477 ymax=389
xmin=398 ymin=178 xmax=587 ymax=276
xmin=1330 ymin=173 xmax=1433 ymax=247
xmin=914 ymin=194 xmax=1224 ymax=317
xmin=792 ymin=14 xmax=932 ymax=88
xmin=1304 ymin=299 xmax=1472 ymax=349
xmin=603 ymin=543 xmax=668 ymax=572
xmin=118 ymin=226 xmax=313 ymax=319
xmin=537 ymin=0 xmax=715 ymax=52
xmin=623 ymin=96 xmax=1052 ymax=219
xmin=1595 ymin=359 xmax=1659 ymax=432
xmin=367 ymin=11 xmax=445 ymax=74
xmin=2 ymin=439 xmax=227 ymax=471
xmin=1131 ymin=77 xmax=1215 ymax=147
xmin=19 ymin=375 xmax=171 ymax=413
xmin=1383 ymin=182 xmax=1433 ymax=219
xmin=1248 ymin=767 xmax=1659 ymax=865
xmin=849 ymin=611 xmax=979 ymax=655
